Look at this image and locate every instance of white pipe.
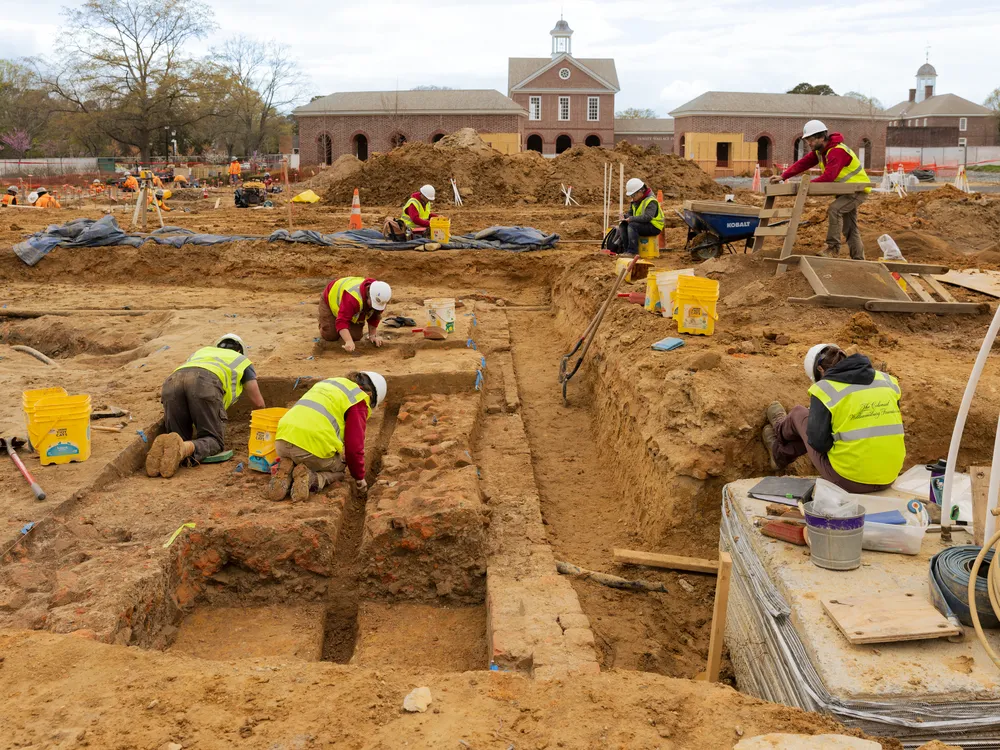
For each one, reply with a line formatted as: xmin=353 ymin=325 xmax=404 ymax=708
xmin=985 ymin=411 xmax=1000 ymax=543
xmin=941 ymin=303 xmax=1000 ymax=537
xmin=619 ymin=163 xmax=624 ymax=220
xmin=602 ymin=162 xmax=608 ymax=232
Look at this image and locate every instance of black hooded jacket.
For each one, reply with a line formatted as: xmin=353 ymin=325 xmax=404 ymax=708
xmin=807 ymin=353 xmax=879 ymax=455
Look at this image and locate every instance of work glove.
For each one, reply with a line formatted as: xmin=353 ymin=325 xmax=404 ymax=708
xmin=355 ymin=478 xmax=368 ymax=494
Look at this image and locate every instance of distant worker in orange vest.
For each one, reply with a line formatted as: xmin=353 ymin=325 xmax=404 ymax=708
xmin=122 ymin=171 xmax=139 ymax=192
xmin=33 ymin=187 xmax=61 ymax=208
xmin=151 ymin=173 xmax=164 ymax=188
xmin=154 ymin=188 xmax=172 ymax=212
xmin=229 ymin=157 xmax=241 ymax=186
xmin=1 ymin=186 xmax=17 ymax=206
xmin=91 ymin=179 xmax=105 ymax=194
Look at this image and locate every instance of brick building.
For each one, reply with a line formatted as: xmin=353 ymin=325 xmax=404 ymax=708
xmin=294 ymin=90 xmax=526 ymax=166
xmin=508 ymin=19 xmax=619 ymax=155
xmin=884 ymin=63 xmax=998 ymax=147
xmin=614 ymin=118 xmax=674 ymax=151
xmin=669 ymin=92 xmax=889 ymax=173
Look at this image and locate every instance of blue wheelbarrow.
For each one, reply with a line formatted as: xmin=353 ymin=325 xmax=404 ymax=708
xmin=678 ymin=201 xmax=783 ymax=261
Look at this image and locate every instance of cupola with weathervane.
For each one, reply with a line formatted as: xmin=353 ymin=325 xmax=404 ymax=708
xmin=550 ymin=17 xmax=573 ymax=58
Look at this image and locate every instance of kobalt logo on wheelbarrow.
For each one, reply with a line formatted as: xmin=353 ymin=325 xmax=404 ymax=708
xmin=726 ymin=220 xmax=752 ymax=229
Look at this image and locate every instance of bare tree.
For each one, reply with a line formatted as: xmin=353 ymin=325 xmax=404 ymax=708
xmin=615 ymin=107 xmax=657 ymax=119
xmin=843 ymin=91 xmax=885 ymax=111
xmin=0 ymin=59 xmax=56 ymax=148
xmin=41 ymin=0 xmax=215 ymax=163
xmin=986 ymin=88 xmax=1000 ymax=140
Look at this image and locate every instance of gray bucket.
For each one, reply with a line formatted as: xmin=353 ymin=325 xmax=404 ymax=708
xmin=803 ymin=501 xmax=866 ymax=571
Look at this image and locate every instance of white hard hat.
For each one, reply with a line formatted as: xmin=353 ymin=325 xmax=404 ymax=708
xmin=232 ymin=157 xmax=238 ymax=161
xmin=123 ymin=171 xmax=131 ymax=176
xmin=803 ymin=120 xmax=828 ymax=138
xmin=93 ymin=179 xmax=100 ymax=184
xmin=36 ymin=187 xmax=47 ymax=195
xmin=360 ymin=371 xmax=387 ymax=409
xmin=804 ymin=343 xmax=838 ymax=383
xmin=214 ymin=332 xmax=246 ymax=354
xmin=27 ymin=192 xmax=38 ymax=203
xmin=419 ymin=184 xmax=436 ymax=201
xmin=625 ymin=178 xmax=645 ymax=197
xmin=7 ymin=186 xmax=17 ymax=193
xmin=368 ymin=281 xmax=391 ymax=311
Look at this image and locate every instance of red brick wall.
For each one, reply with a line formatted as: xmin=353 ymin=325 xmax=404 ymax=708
xmin=614 ymin=133 xmax=674 ymax=151
xmin=672 ymin=114 xmax=887 ymax=169
xmin=510 ymin=59 xmax=615 ymax=153
xmin=297 ymin=113 xmax=524 ymax=166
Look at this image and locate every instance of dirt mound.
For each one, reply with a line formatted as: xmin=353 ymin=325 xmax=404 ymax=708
xmin=307 ymin=154 xmax=364 ymax=193
xmin=317 ymin=138 xmax=722 ymax=207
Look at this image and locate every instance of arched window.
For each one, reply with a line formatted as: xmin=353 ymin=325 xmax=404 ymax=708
xmin=793 ymin=137 xmax=805 ymax=161
xmin=431 ymin=133 xmax=445 ymax=143
xmin=860 ymin=138 xmax=873 ymax=169
xmin=678 ymin=134 xmax=686 ymax=157
xmin=756 ymin=136 xmax=771 ymax=166
xmin=526 ymin=134 xmax=543 ymax=152
xmin=585 ymin=135 xmax=601 ymax=147
xmin=353 ymin=133 xmax=369 ymax=161
xmin=390 ymin=132 xmax=407 ymax=149
xmin=555 ymin=134 xmax=572 ymax=154
xmin=317 ymin=133 xmax=332 ymax=166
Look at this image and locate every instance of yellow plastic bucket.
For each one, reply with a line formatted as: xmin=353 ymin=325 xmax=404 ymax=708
xmin=644 ymin=273 xmax=661 ymax=313
xmin=248 ymin=407 xmax=289 ymax=473
xmin=27 ymin=393 xmax=92 ymax=465
xmin=638 ymin=235 xmax=660 ymax=259
xmin=430 ymin=217 xmax=451 ymax=243
xmin=23 ymin=387 xmax=69 ymax=440
xmin=673 ymin=276 xmax=720 ymax=336
xmin=615 ymin=257 xmax=653 ymax=283
xmin=424 ymin=297 xmax=456 ymax=333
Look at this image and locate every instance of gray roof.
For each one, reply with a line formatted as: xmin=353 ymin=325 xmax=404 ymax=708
xmin=508 ymin=56 xmax=620 ymax=91
xmin=669 ymin=91 xmax=889 ymax=119
xmin=614 ymin=118 xmax=674 ymax=134
xmin=551 ymin=19 xmax=572 ymax=33
xmin=295 ymin=89 xmax=526 ymax=116
xmin=884 ymin=100 xmax=910 ymax=117
xmin=900 ymin=93 xmax=992 ymax=117
xmin=917 ymin=62 xmax=937 ymax=76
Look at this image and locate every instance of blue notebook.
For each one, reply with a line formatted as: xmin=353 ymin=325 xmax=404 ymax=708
xmin=865 ymin=510 xmax=907 ymax=525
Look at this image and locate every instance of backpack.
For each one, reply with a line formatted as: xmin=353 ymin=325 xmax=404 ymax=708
xmin=382 ymin=217 xmax=409 ymax=241
xmin=602 ymin=223 xmax=627 ymax=253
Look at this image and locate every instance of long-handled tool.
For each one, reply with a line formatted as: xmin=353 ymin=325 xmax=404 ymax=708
xmin=559 ymin=255 xmax=637 ymax=405
xmin=1 ymin=437 xmax=46 ymax=501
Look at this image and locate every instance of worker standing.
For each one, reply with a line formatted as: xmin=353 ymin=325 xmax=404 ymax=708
xmin=146 ymin=333 xmax=266 ymax=479
xmin=122 ymin=171 xmax=139 ymax=192
xmin=33 ymin=187 xmax=61 ymax=208
xmin=619 ymin=178 xmax=665 ymax=256
xmin=400 ymin=185 xmax=439 ymax=236
xmin=771 ymin=121 xmax=871 ymax=259
xmin=268 ymin=370 xmax=387 ymax=502
xmin=228 ymin=158 xmax=241 ymax=186
xmin=763 ymin=344 xmax=905 ymax=493
xmin=318 ymin=276 xmax=392 ymax=351
xmin=2 ymin=186 xmax=17 ymax=206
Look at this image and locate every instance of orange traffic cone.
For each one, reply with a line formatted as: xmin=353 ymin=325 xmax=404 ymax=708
xmin=657 ymin=189 xmax=666 ymax=250
xmin=349 ymin=188 xmax=363 ymax=229
xmin=751 ymin=164 xmax=762 ymax=193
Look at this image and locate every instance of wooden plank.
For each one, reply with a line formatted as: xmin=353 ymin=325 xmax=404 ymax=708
xmin=971 ymin=465 xmax=991 ymax=547
xmin=863 ymin=300 xmax=986 ymax=314
xmin=822 ymin=593 xmax=961 ymax=644
xmin=902 ymin=274 xmax=934 ymax=302
xmin=923 ymin=274 xmax=958 ymax=302
xmin=765 ymin=256 xmax=950 ymax=275
xmin=765 ymin=181 xmax=874 ymax=196
xmin=789 ymin=294 xmax=873 ymax=309
xmin=935 ymin=269 xmax=1000 ymax=299
xmin=706 ymin=552 xmax=733 ymax=682
xmin=777 ymin=177 xmax=810 ymax=274
xmin=682 ymin=200 xmax=760 ymax=217
xmin=613 ymin=549 xmax=719 ymax=574
xmin=750 ymin=194 xmax=776 ymax=254
xmin=758 ymin=207 xmax=793 ymax=219
xmin=752 ymin=226 xmax=789 ymax=237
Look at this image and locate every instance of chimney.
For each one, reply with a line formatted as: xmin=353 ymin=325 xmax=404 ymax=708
xmin=908 ymin=88 xmax=916 ymax=103
xmin=925 ymin=85 xmax=934 ymax=100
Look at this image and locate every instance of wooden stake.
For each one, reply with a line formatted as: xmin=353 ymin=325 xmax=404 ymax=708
xmin=705 ymin=551 xmax=733 ymax=682
xmin=614 ymin=548 xmax=719 ymax=574
xmin=283 ymin=158 xmax=292 ymax=231
xmin=618 ymin=162 xmax=624 ymax=221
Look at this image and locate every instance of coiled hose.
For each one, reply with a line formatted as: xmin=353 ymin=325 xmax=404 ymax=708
xmin=969 ymin=530 xmax=1000 ymax=670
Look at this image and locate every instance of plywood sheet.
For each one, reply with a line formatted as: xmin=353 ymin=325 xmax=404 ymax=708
xmin=936 ymin=269 xmax=1000 ymax=299
xmin=822 ymin=593 xmax=961 ymax=644
xmin=805 ymin=257 xmax=910 ymax=301
xmin=683 ymin=200 xmax=760 ymax=217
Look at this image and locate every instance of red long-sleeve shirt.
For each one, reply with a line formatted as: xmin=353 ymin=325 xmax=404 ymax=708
xmin=404 ymin=192 xmax=438 ymax=228
xmin=780 ymin=133 xmax=852 ymax=183
xmin=343 ymin=402 xmax=368 ymax=480
xmin=322 ymin=277 xmax=382 ymax=333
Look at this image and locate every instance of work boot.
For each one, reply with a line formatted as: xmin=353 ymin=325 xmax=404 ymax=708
xmin=819 ymin=247 xmax=841 ymax=258
xmin=267 ymin=459 xmax=293 ymax=502
xmin=762 ymin=425 xmax=779 ymax=471
xmin=159 ymin=433 xmax=186 ymax=479
xmin=145 ymin=433 xmax=167 ymax=477
xmin=290 ymin=464 xmax=317 ymax=503
xmin=765 ymin=401 xmax=787 ymax=430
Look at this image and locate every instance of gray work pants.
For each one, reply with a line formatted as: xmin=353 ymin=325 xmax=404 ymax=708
xmin=161 ymin=368 xmax=226 ymax=461
xmin=826 ymin=193 xmax=867 ymax=259
xmin=275 ymin=439 xmax=346 ymax=488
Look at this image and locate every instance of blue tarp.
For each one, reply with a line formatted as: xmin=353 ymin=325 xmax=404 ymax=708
xmin=12 ymin=216 xmax=559 ymax=266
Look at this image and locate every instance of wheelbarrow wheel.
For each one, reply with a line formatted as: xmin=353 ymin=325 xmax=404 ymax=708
xmin=688 ymin=232 xmax=722 ymax=261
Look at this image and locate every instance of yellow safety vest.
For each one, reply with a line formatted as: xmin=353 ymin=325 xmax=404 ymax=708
xmin=328 ymin=276 xmax=369 ymax=323
xmin=276 ymin=377 xmax=371 ymax=459
xmin=818 ymin=143 xmax=871 ymax=194
xmin=400 ymin=196 xmax=431 ymax=229
xmin=630 ymin=193 xmax=665 ymax=230
xmin=808 ymin=370 xmax=905 ymax=485
xmin=175 ymin=347 xmax=252 ymax=410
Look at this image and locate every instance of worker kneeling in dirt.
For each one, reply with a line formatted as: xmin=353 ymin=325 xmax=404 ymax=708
xmin=319 ymin=276 xmax=392 ymax=351
xmin=154 ymin=188 xmax=172 ymax=211
xmin=400 ymin=184 xmax=440 ymax=237
xmin=122 ymin=171 xmax=139 ymax=192
xmin=33 ymin=187 xmax=60 ymax=208
xmin=146 ymin=333 xmax=266 ymax=478
xmin=619 ymin=178 xmax=664 ymax=256
xmin=268 ymin=370 xmax=387 ymax=502
xmin=763 ymin=344 xmax=905 ymax=493
xmin=771 ymin=120 xmax=871 ymax=260
xmin=2 ymin=186 xmax=17 ymax=206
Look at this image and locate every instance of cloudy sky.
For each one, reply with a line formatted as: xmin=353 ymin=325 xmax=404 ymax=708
xmin=5 ymin=0 xmax=999 ymax=114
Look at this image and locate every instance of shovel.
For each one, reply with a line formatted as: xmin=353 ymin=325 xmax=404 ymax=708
xmin=411 ymin=327 xmax=447 ymax=341
xmin=1 ymin=437 xmax=46 ymax=501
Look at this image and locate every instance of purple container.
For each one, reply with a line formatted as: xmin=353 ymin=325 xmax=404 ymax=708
xmin=803 ymin=501 xmax=866 ymax=571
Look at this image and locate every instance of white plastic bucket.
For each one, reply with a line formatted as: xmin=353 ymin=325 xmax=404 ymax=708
xmin=424 ymin=298 xmax=456 ymax=333
xmin=654 ymin=269 xmax=695 ymax=318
